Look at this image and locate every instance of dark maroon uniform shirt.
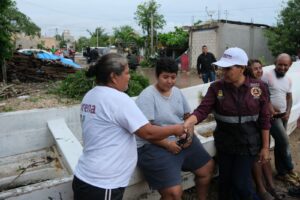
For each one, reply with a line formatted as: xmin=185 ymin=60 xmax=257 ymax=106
xmin=193 ymin=76 xmax=271 ymax=155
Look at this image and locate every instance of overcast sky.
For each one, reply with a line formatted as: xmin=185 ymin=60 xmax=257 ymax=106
xmin=15 ymin=0 xmax=287 ymax=39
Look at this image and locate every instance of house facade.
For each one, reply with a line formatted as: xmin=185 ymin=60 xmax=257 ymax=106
xmin=188 ymin=20 xmax=274 ymax=68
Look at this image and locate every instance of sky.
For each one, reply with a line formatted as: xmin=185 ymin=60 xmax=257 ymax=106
xmin=15 ymin=0 xmax=287 ymax=39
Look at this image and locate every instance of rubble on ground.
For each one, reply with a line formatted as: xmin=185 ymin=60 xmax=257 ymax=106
xmin=2 ymin=52 xmax=81 ymax=82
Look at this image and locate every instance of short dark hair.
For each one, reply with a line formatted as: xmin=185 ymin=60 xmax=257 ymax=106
xmin=155 ymin=57 xmax=178 ymax=77
xmin=86 ymin=53 xmax=128 ymax=85
xmin=202 ymin=45 xmax=207 ymax=48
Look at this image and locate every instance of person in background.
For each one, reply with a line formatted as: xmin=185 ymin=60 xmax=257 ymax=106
xmin=54 ymin=48 xmax=62 ymax=57
xmin=185 ymin=47 xmax=271 ymax=200
xmin=196 ymin=45 xmax=217 ymax=83
xmin=62 ymin=46 xmax=69 ymax=58
xmin=72 ymin=53 xmax=186 ymax=200
xmin=50 ymin=45 xmax=56 ymax=54
xmin=68 ymin=47 xmax=75 ymax=61
xmin=136 ymin=57 xmax=214 ymax=200
xmin=127 ymin=50 xmax=139 ymax=71
xmin=245 ymin=59 xmax=285 ymax=200
xmin=180 ymin=51 xmax=189 ymax=72
xmin=89 ymin=48 xmax=99 ymax=63
xmin=261 ymin=53 xmax=299 ymax=186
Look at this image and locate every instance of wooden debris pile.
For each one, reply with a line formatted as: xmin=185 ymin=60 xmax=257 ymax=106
xmin=4 ymin=52 xmax=79 ymax=82
xmin=0 ymin=82 xmax=50 ymax=99
xmin=0 ymin=84 xmax=24 ymax=99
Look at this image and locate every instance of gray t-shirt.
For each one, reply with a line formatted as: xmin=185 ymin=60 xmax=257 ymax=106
xmin=135 ymin=85 xmax=191 ymax=148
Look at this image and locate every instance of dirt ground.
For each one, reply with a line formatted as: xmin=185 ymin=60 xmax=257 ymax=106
xmin=0 ymin=67 xmax=299 ymax=199
xmin=0 ymin=82 xmax=80 ymax=112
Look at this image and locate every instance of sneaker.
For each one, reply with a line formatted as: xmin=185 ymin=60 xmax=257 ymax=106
xmin=258 ymin=191 xmax=274 ymax=200
xmin=276 ymin=174 xmax=300 ymax=187
xmin=267 ymin=187 xmax=286 ymax=200
xmin=287 ymin=171 xmax=300 ymax=182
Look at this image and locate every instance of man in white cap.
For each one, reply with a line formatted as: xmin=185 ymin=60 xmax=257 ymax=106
xmin=184 ymin=47 xmax=271 ymax=200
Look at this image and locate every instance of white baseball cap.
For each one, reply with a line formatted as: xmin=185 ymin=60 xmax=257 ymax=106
xmin=213 ymin=47 xmax=248 ymax=68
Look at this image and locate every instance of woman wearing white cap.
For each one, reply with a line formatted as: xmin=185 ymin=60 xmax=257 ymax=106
xmin=184 ymin=47 xmax=271 ymax=200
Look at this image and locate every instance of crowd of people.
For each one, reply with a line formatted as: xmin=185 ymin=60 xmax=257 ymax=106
xmin=51 ymin=46 xmax=75 ymax=61
xmin=72 ymin=46 xmax=299 ymax=200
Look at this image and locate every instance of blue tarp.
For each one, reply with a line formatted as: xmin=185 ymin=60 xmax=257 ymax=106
xmin=36 ymin=52 xmax=81 ymax=69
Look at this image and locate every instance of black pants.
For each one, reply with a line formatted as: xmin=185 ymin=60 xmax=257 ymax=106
xmin=72 ymin=176 xmax=125 ymax=200
xmin=217 ymin=152 xmax=256 ymax=200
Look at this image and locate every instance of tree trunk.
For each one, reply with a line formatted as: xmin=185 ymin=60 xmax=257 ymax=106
xmin=1 ymin=59 xmax=7 ymax=85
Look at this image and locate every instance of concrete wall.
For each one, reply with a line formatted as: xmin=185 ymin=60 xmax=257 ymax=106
xmin=41 ymin=37 xmax=59 ymax=49
xmin=15 ymin=34 xmax=59 ymax=50
xmin=189 ymin=29 xmax=217 ymax=69
xmin=0 ymin=105 xmax=81 ymax=158
xmin=217 ymin=23 xmax=273 ymax=64
xmin=189 ymin=22 xmax=274 ymax=68
xmin=15 ymin=33 xmax=40 ymax=49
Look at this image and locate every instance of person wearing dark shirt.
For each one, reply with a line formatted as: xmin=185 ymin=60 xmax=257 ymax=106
xmin=89 ymin=48 xmax=99 ymax=63
xmin=196 ymin=45 xmax=217 ymax=83
xmin=184 ymin=47 xmax=271 ymax=200
xmin=127 ymin=51 xmax=139 ymax=71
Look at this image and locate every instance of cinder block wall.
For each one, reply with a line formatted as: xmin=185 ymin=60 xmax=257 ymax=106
xmin=189 ymin=29 xmax=217 ymax=69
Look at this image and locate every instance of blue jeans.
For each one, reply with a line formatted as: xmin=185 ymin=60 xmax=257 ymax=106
xmin=217 ymin=152 xmax=256 ymax=200
xmin=202 ymin=71 xmax=216 ymax=83
xmin=270 ymin=118 xmax=294 ymax=175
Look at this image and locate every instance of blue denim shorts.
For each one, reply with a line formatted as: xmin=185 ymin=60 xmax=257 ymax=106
xmin=137 ymin=136 xmax=211 ymax=190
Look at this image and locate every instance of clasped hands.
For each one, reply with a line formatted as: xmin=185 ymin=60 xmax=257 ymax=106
xmin=167 ymin=119 xmax=195 ymax=154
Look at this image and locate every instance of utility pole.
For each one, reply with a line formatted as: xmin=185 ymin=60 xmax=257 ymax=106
xmin=224 ymin=10 xmax=228 ymax=23
xmin=96 ymin=28 xmax=99 ymax=47
xmin=205 ymin=6 xmax=215 ymax=23
xmin=1 ymin=60 xmax=7 ymax=85
xmin=150 ymin=13 xmax=154 ymax=56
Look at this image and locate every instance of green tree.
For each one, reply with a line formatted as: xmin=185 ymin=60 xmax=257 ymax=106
xmin=76 ymin=36 xmax=90 ymax=52
xmin=87 ymin=27 xmax=110 ymax=47
xmin=265 ymin=0 xmax=300 ymax=56
xmin=158 ymin=27 xmax=189 ymax=49
xmin=113 ymin=25 xmax=141 ymax=51
xmin=134 ymin=0 xmax=166 ymax=57
xmin=37 ymin=40 xmax=45 ymax=49
xmin=0 ymin=0 xmax=40 ymax=83
xmin=193 ymin=19 xmax=202 ymax=26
